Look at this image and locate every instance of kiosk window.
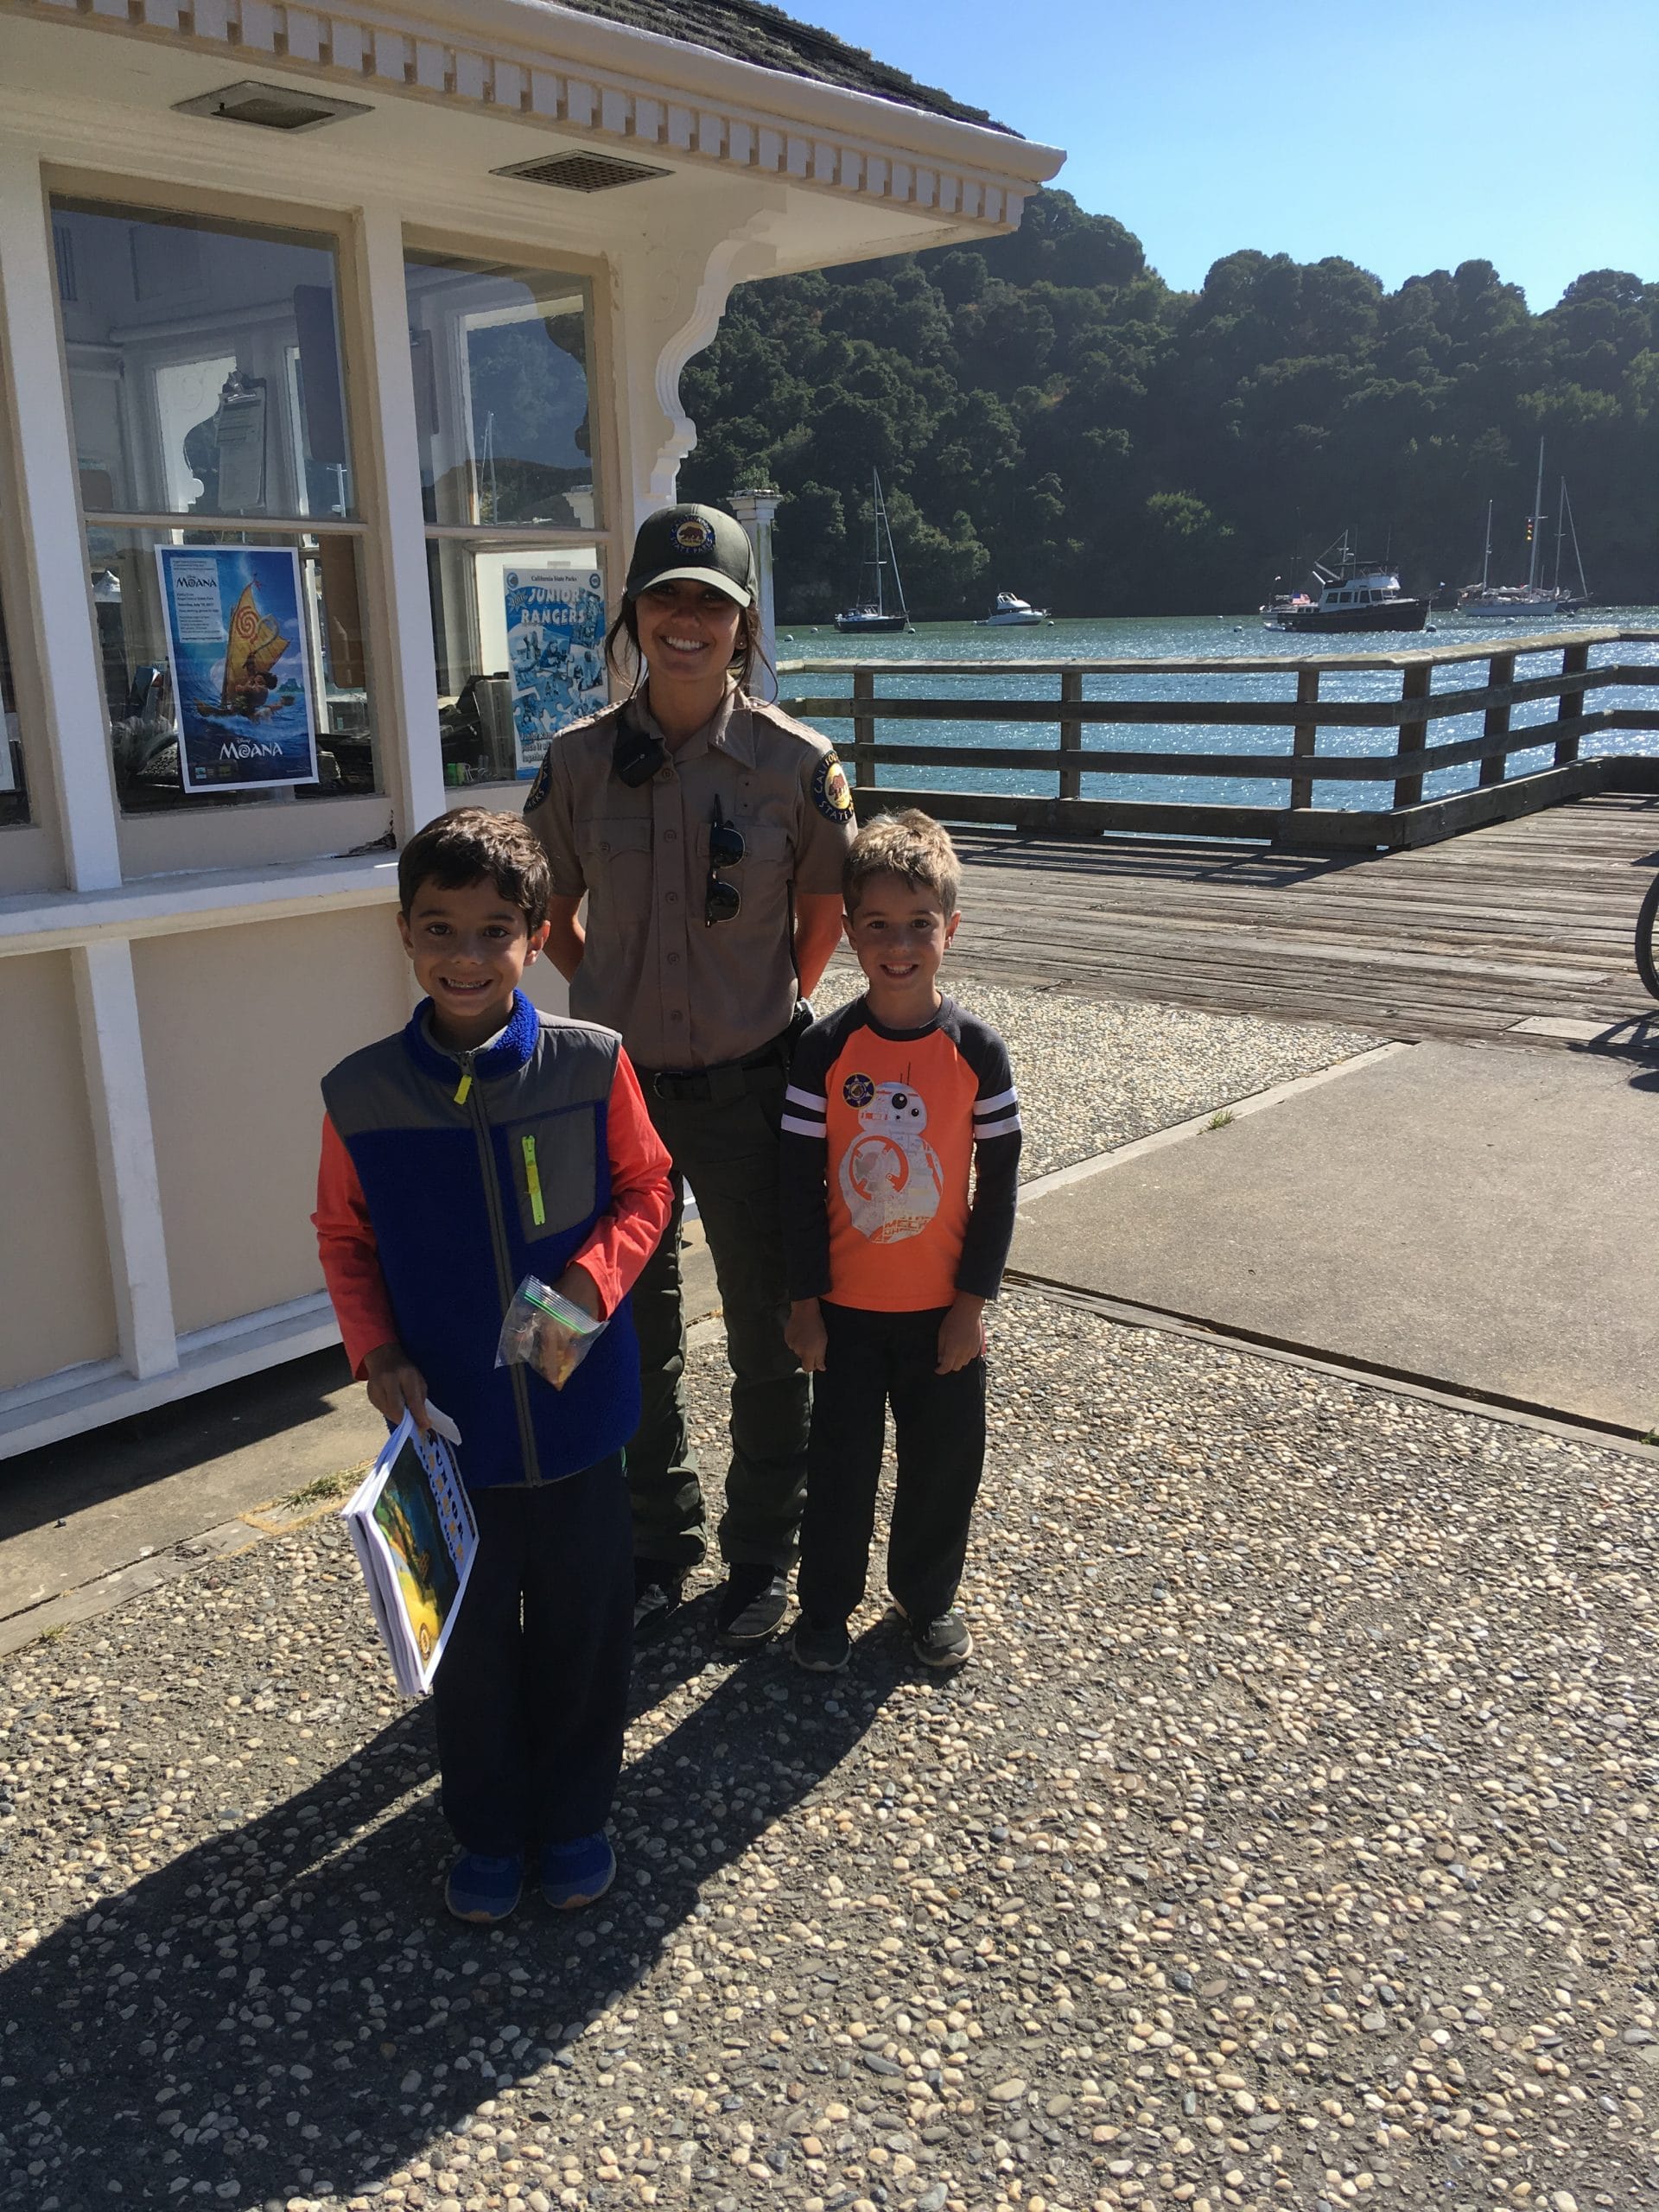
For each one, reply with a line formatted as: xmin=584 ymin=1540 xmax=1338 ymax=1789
xmin=405 ymin=250 xmax=607 ymax=795
xmin=50 ymin=196 xmax=376 ymax=815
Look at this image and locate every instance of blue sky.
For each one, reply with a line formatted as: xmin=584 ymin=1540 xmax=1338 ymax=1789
xmin=804 ymin=0 xmax=1657 ymax=310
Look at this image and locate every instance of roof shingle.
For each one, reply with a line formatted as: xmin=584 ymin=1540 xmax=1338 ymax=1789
xmin=551 ymin=0 xmax=1012 ymax=133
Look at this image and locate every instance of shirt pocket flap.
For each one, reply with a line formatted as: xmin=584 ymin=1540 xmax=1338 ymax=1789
xmin=694 ymin=820 xmax=791 ymax=863
xmin=578 ymin=817 xmax=652 ymax=863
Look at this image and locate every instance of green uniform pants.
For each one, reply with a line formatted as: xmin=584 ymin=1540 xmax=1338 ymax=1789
xmin=629 ymin=1060 xmax=809 ymax=1572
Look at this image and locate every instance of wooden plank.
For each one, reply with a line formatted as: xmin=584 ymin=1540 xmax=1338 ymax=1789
xmin=781 ymin=685 xmax=1638 ymax=730
xmin=1555 ymin=642 xmax=1592 ymax=767
xmin=1058 ymin=669 xmax=1083 ymax=802
xmin=1478 ymin=651 xmax=1515 ymax=790
xmin=776 ymin=622 xmax=1639 ymax=679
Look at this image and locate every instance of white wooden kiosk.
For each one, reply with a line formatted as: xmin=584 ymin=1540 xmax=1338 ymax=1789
xmin=0 ymin=0 xmax=1061 ymax=1454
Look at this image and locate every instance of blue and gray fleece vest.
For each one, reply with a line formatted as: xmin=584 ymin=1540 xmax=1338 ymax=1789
xmin=321 ymin=990 xmax=639 ymax=1489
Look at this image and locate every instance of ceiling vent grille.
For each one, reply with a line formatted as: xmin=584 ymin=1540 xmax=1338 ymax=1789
xmin=174 ymin=80 xmax=372 ymax=132
xmin=493 ymin=151 xmax=671 ymax=193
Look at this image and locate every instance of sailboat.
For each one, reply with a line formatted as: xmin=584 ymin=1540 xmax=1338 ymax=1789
xmin=1458 ymin=441 xmax=1587 ymax=619
xmin=196 ymin=582 xmax=291 ymax=717
xmin=835 ymin=470 xmax=912 ymax=633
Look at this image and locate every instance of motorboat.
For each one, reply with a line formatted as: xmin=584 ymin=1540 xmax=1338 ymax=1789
xmin=978 ymin=591 xmax=1050 ymax=626
xmin=1262 ymin=535 xmax=1428 ymax=633
xmin=836 ymin=469 xmax=912 ymax=633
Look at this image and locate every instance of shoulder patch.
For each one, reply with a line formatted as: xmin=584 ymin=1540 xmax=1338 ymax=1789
xmin=811 ymin=747 xmax=855 ymax=823
xmin=523 ymin=747 xmax=553 ymax=814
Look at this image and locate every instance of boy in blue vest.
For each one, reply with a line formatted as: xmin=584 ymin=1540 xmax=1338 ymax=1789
xmin=314 ymin=810 xmax=672 ymax=1923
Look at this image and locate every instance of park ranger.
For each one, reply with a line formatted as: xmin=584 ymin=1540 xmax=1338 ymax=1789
xmin=525 ymin=504 xmax=855 ymax=1650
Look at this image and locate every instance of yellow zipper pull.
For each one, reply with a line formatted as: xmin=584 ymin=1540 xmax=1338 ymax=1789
xmin=522 ymin=1133 xmax=545 ymax=1226
xmin=454 ymin=1053 xmax=474 ymax=1106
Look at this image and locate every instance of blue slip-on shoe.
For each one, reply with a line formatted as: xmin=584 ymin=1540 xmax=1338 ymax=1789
xmin=445 ymin=1850 xmax=524 ymax=1924
xmin=541 ymin=1832 xmax=616 ymax=1910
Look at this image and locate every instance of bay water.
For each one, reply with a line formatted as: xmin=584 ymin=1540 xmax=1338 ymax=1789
xmin=774 ymin=609 xmax=1659 ymax=814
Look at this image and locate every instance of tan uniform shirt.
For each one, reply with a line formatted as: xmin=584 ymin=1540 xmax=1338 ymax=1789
xmin=524 ymin=684 xmax=855 ymax=1071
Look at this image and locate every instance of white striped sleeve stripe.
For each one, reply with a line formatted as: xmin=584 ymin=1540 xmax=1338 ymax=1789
xmin=785 ymin=1084 xmax=827 ymax=1111
xmin=780 ymin=1112 xmax=827 ymax=1139
xmin=974 ymin=1087 xmax=1019 ymax=1116
xmin=976 ymin=1111 xmax=1022 ymax=1139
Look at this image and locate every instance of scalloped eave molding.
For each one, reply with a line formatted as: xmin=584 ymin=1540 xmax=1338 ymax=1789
xmin=6 ymin=0 xmax=1052 ymax=231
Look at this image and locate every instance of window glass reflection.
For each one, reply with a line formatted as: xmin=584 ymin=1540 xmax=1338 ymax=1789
xmin=405 ymin=252 xmax=595 ymax=531
xmin=0 ymin=568 xmax=28 ymax=827
xmin=52 ymin=198 xmax=353 ymax=521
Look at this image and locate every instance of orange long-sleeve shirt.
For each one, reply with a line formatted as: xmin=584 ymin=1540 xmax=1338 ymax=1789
xmin=313 ymin=1052 xmax=672 ymax=1378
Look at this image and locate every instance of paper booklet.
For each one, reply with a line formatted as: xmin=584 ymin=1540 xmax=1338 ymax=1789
xmin=341 ymin=1404 xmax=477 ymax=1697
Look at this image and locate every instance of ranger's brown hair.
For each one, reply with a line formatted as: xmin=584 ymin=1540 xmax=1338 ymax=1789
xmin=842 ymin=809 xmax=961 ymax=918
xmin=397 ymin=808 xmax=551 ymax=928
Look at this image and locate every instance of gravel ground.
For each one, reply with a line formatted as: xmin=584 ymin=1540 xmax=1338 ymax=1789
xmin=4 ymin=1296 xmax=1658 ymax=2212
xmin=810 ymin=960 xmax=1380 ymax=1178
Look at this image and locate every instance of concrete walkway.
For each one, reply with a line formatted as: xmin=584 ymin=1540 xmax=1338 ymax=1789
xmin=1014 ymin=1037 xmax=1659 ymax=1433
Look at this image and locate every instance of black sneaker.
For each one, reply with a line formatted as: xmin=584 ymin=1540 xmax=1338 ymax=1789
xmin=714 ymin=1564 xmax=790 ymax=1648
xmin=632 ymin=1560 xmax=685 ymax=1647
xmin=791 ymin=1615 xmax=851 ymax=1674
xmin=912 ymin=1610 xmax=973 ymax=1671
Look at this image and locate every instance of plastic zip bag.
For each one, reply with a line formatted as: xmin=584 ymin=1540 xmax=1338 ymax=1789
xmin=495 ymin=1274 xmax=606 ymax=1390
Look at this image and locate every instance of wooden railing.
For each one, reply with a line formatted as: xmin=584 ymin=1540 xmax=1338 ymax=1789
xmin=777 ymin=626 xmax=1659 ymax=849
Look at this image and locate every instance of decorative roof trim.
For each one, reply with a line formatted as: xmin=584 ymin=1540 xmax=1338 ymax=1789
xmin=7 ymin=0 xmax=1062 ymax=230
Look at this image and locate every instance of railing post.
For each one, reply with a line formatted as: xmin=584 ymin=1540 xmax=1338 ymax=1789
xmin=1554 ymin=641 xmax=1591 ymax=766
xmin=1058 ymin=668 xmax=1083 ymax=802
xmin=1393 ymin=661 xmax=1432 ymax=813
xmin=852 ymin=669 xmax=875 ymax=791
xmin=1288 ymin=666 xmax=1319 ymax=813
xmin=1479 ymin=651 xmax=1515 ymax=789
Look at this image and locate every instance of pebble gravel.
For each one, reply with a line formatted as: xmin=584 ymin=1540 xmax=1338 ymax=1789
xmin=4 ymin=1294 xmax=1658 ymax=2212
xmin=810 ymin=959 xmax=1380 ymax=1178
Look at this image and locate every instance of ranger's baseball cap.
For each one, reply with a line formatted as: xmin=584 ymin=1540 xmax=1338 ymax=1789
xmin=625 ymin=504 xmax=755 ymax=607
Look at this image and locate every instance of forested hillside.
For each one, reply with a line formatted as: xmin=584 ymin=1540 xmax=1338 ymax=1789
xmin=677 ymin=190 xmax=1659 ymax=619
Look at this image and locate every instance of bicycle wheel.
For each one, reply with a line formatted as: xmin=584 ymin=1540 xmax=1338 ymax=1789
xmin=1637 ymin=872 xmax=1659 ymax=1001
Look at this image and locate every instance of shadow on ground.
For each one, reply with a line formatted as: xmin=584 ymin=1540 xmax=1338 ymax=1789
xmin=0 ymin=1624 xmax=898 ymax=2208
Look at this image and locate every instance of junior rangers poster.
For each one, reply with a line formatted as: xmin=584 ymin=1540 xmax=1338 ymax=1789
xmin=155 ymin=545 xmax=320 ymax=792
xmin=503 ymin=566 xmax=607 ymax=780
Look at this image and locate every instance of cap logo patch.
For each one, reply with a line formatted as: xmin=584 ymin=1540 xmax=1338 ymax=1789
xmin=812 ymin=749 xmax=855 ymax=823
xmin=842 ymin=1072 xmax=875 ymax=1108
xmin=674 ymin=517 xmax=716 ymax=553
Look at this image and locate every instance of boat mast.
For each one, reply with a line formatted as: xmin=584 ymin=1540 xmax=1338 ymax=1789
xmin=1562 ymin=482 xmax=1590 ymax=600
xmin=876 ymin=470 xmax=910 ymax=625
xmin=1552 ymin=478 xmax=1567 ymax=596
xmin=1525 ymin=437 xmax=1546 ymax=594
xmin=868 ymin=469 xmax=885 ymax=618
xmin=1480 ymin=500 xmax=1492 ymax=592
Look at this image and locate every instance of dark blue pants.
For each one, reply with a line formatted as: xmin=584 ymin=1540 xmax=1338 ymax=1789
xmin=796 ymin=1303 xmax=987 ymax=1629
xmin=430 ymin=1452 xmax=632 ymax=1854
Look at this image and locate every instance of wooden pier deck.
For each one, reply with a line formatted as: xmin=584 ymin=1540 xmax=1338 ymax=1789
xmin=948 ymin=790 xmax=1659 ymax=1047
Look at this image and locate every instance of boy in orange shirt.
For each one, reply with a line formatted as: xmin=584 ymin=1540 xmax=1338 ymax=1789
xmin=779 ymin=811 xmax=1022 ymax=1672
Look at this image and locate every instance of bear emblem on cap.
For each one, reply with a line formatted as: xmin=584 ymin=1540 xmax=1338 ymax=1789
xmin=674 ymin=516 xmax=716 ymax=553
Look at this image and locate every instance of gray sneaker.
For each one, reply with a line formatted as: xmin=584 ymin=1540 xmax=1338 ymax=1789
xmin=912 ymin=1610 xmax=972 ymax=1671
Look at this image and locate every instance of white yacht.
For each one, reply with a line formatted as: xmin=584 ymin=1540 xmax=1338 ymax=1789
xmin=979 ymin=591 xmax=1050 ymax=626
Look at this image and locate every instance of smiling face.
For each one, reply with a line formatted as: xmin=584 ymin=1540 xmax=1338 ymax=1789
xmin=397 ymin=874 xmax=550 ymax=1052
xmin=845 ymin=868 xmax=959 ymax=1027
xmin=632 ymin=578 xmax=744 ymax=722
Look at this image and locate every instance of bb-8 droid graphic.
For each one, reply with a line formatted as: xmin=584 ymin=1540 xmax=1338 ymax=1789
xmin=838 ymin=1077 xmax=943 ymax=1243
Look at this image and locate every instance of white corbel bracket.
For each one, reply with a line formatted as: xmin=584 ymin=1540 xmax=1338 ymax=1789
xmin=616 ymin=204 xmax=790 ymax=524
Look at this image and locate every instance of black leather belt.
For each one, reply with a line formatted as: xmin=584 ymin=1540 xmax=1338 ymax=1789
xmin=642 ymin=1036 xmax=787 ymax=1104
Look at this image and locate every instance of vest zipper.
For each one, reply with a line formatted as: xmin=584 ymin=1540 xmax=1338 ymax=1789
xmin=459 ymin=1049 xmax=543 ymax=1486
